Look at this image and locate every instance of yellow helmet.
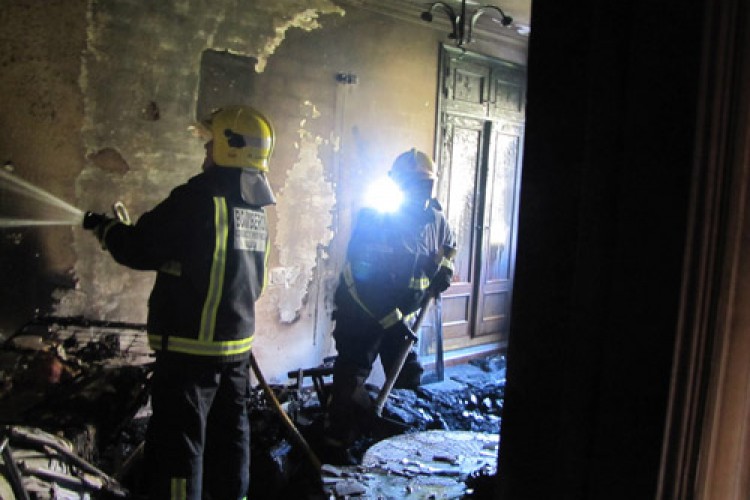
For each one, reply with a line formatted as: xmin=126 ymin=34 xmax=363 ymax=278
xmin=203 ymin=106 xmax=274 ymax=171
xmin=389 ymin=148 xmax=436 ymax=186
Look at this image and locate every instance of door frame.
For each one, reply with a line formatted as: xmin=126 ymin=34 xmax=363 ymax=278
xmin=657 ymin=0 xmax=750 ymax=497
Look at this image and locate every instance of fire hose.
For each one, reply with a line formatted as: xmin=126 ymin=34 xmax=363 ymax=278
xmin=249 ymin=352 xmax=322 ymax=471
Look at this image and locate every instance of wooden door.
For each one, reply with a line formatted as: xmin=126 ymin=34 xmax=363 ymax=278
xmin=474 ymin=121 xmax=523 ymax=338
xmin=435 ymin=47 xmax=525 ymax=350
xmin=436 ymin=114 xmax=486 ymax=347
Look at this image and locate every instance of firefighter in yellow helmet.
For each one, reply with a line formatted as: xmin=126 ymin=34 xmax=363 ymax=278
xmin=83 ymin=105 xmax=274 ymax=499
xmin=323 ymin=148 xmax=457 ymax=464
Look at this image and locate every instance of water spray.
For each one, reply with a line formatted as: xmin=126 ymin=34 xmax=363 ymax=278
xmin=1 ymin=163 xmax=132 ymax=233
xmin=0 ymin=164 xmax=85 ymax=228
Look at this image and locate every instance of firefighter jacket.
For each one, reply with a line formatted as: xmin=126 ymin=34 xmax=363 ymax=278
xmin=335 ymin=199 xmax=456 ymax=329
xmin=100 ymin=167 xmax=268 ymax=362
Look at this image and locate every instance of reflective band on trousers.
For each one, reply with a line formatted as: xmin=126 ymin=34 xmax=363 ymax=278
xmin=199 ymin=197 xmax=229 ymax=342
xmin=170 ymin=477 xmax=187 ymax=500
xmin=148 ymin=334 xmax=254 ymax=357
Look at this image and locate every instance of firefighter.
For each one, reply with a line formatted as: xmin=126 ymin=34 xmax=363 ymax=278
xmin=83 ymin=105 xmax=275 ymax=499
xmin=323 ymin=148 xmax=456 ymax=464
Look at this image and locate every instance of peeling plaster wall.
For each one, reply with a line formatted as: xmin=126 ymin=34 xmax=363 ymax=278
xmin=272 ymin=101 xmax=335 ymax=324
xmin=62 ymin=0 xmax=345 ymax=328
xmin=0 ymin=0 xmax=526 ymax=380
xmin=57 ymin=0 xmax=347 ymax=379
xmin=243 ymin=6 xmax=450 ymax=377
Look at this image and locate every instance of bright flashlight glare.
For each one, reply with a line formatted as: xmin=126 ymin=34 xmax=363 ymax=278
xmin=363 ymin=177 xmax=403 ymax=213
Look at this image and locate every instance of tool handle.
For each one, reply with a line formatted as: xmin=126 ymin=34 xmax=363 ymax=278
xmin=373 ymin=294 xmax=433 ymax=417
xmin=374 ymin=338 xmax=416 ymax=417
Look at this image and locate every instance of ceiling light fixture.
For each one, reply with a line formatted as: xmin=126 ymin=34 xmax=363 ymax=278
xmin=420 ymin=0 xmax=513 ymax=47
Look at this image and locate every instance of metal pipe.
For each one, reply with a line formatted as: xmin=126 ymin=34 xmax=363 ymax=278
xmin=8 ymin=427 xmax=128 ymax=497
xmin=0 ymin=435 xmax=30 ymax=500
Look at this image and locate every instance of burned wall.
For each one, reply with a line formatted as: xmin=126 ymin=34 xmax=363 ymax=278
xmin=247 ymin=6 xmax=454 ymax=373
xmin=0 ymin=0 xmax=527 ymax=380
xmin=62 ymin=1 xmax=346 ymax=333
xmin=0 ymin=0 xmax=88 ymax=338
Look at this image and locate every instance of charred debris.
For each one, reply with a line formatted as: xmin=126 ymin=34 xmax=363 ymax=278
xmin=0 ymin=317 xmax=505 ymax=499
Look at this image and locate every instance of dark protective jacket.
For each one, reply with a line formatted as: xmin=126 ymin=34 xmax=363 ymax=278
xmin=335 ymin=199 xmax=456 ymax=329
xmin=100 ymin=167 xmax=268 ymax=361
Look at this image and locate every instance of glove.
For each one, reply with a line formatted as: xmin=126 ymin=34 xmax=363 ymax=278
xmin=387 ymin=320 xmax=417 ymax=343
xmin=82 ymin=211 xmax=109 ymax=230
xmin=428 ymin=267 xmax=452 ymax=295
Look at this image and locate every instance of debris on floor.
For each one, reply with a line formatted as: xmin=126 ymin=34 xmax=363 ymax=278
xmin=0 ymin=317 xmax=152 ymax=498
xmin=0 ymin=315 xmax=507 ymax=499
xmin=1 ymin=425 xmax=129 ymax=499
xmin=319 ymin=430 xmax=499 ymax=499
xmin=268 ymin=357 xmax=506 ymax=499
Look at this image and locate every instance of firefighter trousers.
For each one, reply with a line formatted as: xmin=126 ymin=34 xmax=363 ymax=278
xmin=144 ymin=354 xmax=251 ymax=500
xmin=326 ymin=312 xmax=423 ymax=445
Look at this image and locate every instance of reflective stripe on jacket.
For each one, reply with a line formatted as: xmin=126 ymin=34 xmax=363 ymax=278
xmin=336 ymin=201 xmax=456 ymax=327
xmin=103 ymin=167 xmax=268 ymax=361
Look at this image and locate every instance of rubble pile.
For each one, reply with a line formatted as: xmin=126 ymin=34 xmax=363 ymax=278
xmin=252 ymin=357 xmax=507 ymax=498
xmin=384 ymin=380 xmax=505 ymax=434
xmin=0 ymin=317 xmax=152 ymax=498
xmin=0 ymin=316 xmax=506 ymax=499
xmin=354 ymin=360 xmax=505 ymax=499
xmin=318 ymin=430 xmax=500 ymax=499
